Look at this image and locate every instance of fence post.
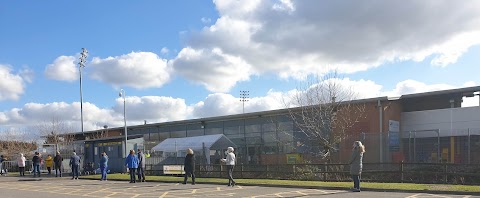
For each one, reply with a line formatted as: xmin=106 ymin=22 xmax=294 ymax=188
xmin=444 ymin=163 xmax=448 ymax=184
xmin=323 ymin=163 xmax=327 ymax=182
xmin=241 ymin=164 xmax=244 ymax=179
xmin=293 ymin=164 xmax=296 ymax=178
xmin=400 ymin=161 xmax=404 ymax=183
xmin=220 ymin=164 xmax=223 ymax=178
xmin=266 ymin=164 xmax=269 ymax=178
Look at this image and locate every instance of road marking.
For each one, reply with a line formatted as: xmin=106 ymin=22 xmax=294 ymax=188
xmin=158 ymin=192 xmax=169 ymax=198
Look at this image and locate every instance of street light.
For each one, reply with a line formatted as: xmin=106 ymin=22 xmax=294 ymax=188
xmin=119 ymin=89 xmax=127 ymax=158
xmin=79 ymin=48 xmax=88 ymax=136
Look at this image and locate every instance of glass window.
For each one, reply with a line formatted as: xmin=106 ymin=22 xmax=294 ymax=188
xmin=170 ymin=130 xmax=186 ymax=138
xmin=224 ymin=126 xmax=243 ymax=135
xmin=245 ymin=124 xmax=262 ymax=133
xmin=187 ymin=129 xmax=204 ymax=137
xmin=205 ymin=127 xmax=223 ymax=135
xmin=278 ymin=131 xmax=294 ymax=142
xmin=263 ymin=123 xmax=276 ymax=132
xmin=278 ymin=121 xmax=293 ymax=131
xmin=263 ymin=132 xmax=277 ymax=143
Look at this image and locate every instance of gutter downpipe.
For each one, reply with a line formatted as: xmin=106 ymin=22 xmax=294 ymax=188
xmin=378 ymin=99 xmax=383 ymax=163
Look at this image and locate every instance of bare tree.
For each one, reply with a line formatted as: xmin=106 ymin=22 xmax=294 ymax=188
xmin=35 ymin=116 xmax=77 ymax=154
xmin=285 ymin=73 xmax=366 ymax=162
xmin=0 ymin=129 xmax=37 ymax=159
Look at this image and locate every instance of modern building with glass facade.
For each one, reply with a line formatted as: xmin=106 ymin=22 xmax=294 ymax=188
xmin=73 ymin=86 xmax=480 ymax=168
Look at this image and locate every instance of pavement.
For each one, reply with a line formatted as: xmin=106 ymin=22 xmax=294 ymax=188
xmin=0 ymin=176 xmax=478 ymax=198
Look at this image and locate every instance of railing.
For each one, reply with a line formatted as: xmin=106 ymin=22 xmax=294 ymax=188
xmin=145 ymin=162 xmax=480 ymax=185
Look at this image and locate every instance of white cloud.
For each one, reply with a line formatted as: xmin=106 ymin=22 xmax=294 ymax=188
xmin=45 ymin=55 xmax=78 ymax=81
xmin=382 ymin=80 xmax=456 ymax=97
xmin=201 ymin=17 xmax=211 ymax=24
xmin=0 ymin=64 xmax=28 ymax=101
xmin=171 ymin=47 xmax=252 ymax=92
xmin=113 ymin=96 xmax=191 ymax=124
xmin=89 ymin=52 xmax=172 ymax=89
xmin=172 ymin=0 xmax=480 ymax=92
xmin=0 ymin=97 xmax=190 ymax=132
xmin=160 ymin=47 xmax=169 ymax=54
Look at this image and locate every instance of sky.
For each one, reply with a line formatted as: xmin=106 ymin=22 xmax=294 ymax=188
xmin=1 ymin=0 xmax=480 ymax=136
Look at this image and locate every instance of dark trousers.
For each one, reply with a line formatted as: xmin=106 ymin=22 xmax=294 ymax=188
xmin=72 ymin=164 xmax=79 ymax=179
xmin=183 ymin=170 xmax=195 ymax=184
xmin=352 ymin=175 xmax=360 ymax=189
xmin=137 ymin=167 xmax=145 ymax=182
xmin=100 ymin=166 xmax=108 ymax=180
xmin=33 ymin=164 xmax=40 ymax=177
xmin=55 ymin=166 xmax=62 ymax=177
xmin=129 ymin=168 xmax=136 ymax=182
xmin=19 ymin=167 xmax=25 ymax=176
xmin=227 ymin=165 xmax=235 ymax=185
xmin=47 ymin=167 xmax=52 ymax=174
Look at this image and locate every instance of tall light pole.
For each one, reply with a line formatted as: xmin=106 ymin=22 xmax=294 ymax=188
xmin=240 ymin=90 xmax=249 ymax=114
xmin=240 ymin=90 xmax=249 ymax=164
xmin=119 ymin=89 xmax=127 ymax=158
xmin=79 ymin=48 xmax=88 ymax=136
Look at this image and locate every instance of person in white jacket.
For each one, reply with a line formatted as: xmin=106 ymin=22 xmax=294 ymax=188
xmin=221 ymin=147 xmax=236 ymax=186
xmin=17 ymin=153 xmax=26 ymax=176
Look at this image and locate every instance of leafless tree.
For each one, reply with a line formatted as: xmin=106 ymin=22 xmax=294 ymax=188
xmin=34 ymin=116 xmax=77 ymax=154
xmin=0 ymin=129 xmax=37 ymax=159
xmin=285 ymin=73 xmax=366 ymax=162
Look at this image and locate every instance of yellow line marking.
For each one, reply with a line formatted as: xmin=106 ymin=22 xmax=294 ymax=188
xmin=158 ymin=192 xmax=169 ymax=198
xmin=83 ymin=187 xmax=108 ymax=196
xmin=102 ymin=192 xmax=118 ymax=198
xmin=192 ymin=189 xmax=197 ymax=194
xmin=217 ymin=187 xmax=221 ymax=191
xmin=296 ymin=191 xmax=308 ymax=195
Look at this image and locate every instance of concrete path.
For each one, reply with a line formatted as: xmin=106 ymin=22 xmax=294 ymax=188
xmin=0 ymin=176 xmax=476 ymax=198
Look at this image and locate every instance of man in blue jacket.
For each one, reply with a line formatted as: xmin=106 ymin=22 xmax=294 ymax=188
xmin=125 ymin=150 xmax=139 ymax=183
xmin=69 ymin=152 xmax=81 ymax=180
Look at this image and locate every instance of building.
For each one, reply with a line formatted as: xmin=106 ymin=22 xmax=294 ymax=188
xmin=71 ymin=86 xmax=480 ymax=168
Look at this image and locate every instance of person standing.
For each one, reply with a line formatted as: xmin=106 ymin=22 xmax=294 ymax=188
xmin=69 ymin=152 xmax=81 ymax=180
xmin=45 ymin=154 xmax=53 ymax=175
xmin=349 ymin=141 xmax=365 ymax=192
xmin=32 ymin=152 xmax=41 ymax=177
xmin=182 ymin=148 xmax=196 ymax=185
xmin=0 ymin=155 xmax=7 ymax=176
xmin=125 ymin=150 xmax=139 ymax=183
xmin=221 ymin=147 xmax=236 ymax=187
xmin=100 ymin=152 xmax=108 ymax=181
xmin=17 ymin=153 xmax=26 ymax=176
xmin=53 ymin=151 xmax=63 ymax=177
xmin=137 ymin=149 xmax=146 ymax=182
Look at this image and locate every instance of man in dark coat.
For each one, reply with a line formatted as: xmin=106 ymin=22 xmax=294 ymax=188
xmin=183 ymin=148 xmax=195 ymax=185
xmin=53 ymin=151 xmax=63 ymax=177
xmin=32 ymin=152 xmax=41 ymax=177
xmin=137 ymin=149 xmax=146 ymax=182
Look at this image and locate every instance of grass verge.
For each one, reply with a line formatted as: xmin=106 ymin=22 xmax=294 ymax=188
xmin=80 ymin=173 xmax=480 ymax=194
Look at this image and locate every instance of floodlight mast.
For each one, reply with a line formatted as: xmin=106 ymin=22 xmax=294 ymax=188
xmin=79 ymin=48 xmax=88 ymax=136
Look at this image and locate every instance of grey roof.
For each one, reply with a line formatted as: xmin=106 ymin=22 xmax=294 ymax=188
xmin=151 ymin=134 xmax=236 ymax=152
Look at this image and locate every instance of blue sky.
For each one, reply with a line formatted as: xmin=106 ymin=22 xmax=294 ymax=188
xmin=1 ymin=0 xmax=479 ymax=135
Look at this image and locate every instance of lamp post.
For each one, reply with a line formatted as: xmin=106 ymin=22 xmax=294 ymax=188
xmin=79 ymin=48 xmax=88 ymax=135
xmin=240 ymin=90 xmax=249 ymax=164
xmin=119 ymin=89 xmax=127 ymax=158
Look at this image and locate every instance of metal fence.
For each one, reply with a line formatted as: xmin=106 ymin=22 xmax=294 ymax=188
xmin=1 ymin=159 xmax=74 ymax=175
xmin=144 ymin=162 xmax=480 ymax=185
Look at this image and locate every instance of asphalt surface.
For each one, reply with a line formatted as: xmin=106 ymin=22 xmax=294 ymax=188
xmin=0 ymin=176 xmax=477 ymax=198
